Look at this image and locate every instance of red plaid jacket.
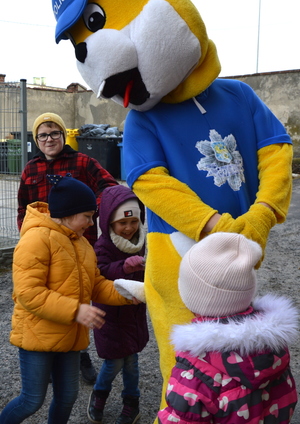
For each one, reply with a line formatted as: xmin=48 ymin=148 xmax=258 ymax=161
xmin=17 ymin=145 xmax=118 ymax=246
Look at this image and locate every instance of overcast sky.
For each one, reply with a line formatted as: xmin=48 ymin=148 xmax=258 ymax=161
xmin=0 ymin=0 xmax=299 ymax=88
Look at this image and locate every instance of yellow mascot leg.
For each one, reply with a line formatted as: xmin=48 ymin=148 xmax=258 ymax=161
xmin=145 ymin=233 xmax=193 ymax=420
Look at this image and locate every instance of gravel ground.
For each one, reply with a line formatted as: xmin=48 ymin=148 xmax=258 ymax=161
xmin=0 ymin=177 xmax=299 ymax=423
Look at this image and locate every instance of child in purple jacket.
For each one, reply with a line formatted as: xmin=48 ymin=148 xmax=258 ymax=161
xmin=158 ymin=232 xmax=298 ymax=424
xmin=88 ymin=185 xmax=149 ymax=424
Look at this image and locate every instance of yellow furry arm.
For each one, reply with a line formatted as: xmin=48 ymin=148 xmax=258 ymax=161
xmin=255 ymin=143 xmax=293 ymax=223
xmin=209 ymin=203 xmax=276 ymax=267
xmin=209 ymin=143 xmax=292 ymax=266
xmin=132 ymin=166 xmax=217 ymax=240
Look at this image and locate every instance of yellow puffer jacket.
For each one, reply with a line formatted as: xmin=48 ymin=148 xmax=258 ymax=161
xmin=10 ymin=202 xmax=131 ymax=352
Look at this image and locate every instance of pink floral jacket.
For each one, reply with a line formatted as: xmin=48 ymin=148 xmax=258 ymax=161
xmin=158 ymin=295 xmax=298 ymax=423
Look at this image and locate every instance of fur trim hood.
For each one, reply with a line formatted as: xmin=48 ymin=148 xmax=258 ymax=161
xmin=171 ymin=294 xmax=299 ymax=357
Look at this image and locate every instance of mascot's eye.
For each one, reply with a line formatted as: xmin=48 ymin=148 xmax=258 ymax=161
xmin=83 ymin=3 xmax=106 ymax=33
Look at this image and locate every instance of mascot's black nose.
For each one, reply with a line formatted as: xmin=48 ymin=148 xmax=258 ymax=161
xmin=75 ymin=42 xmax=87 ymax=63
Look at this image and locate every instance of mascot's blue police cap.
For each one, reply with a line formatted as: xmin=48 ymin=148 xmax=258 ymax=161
xmin=52 ymin=0 xmax=88 ymax=43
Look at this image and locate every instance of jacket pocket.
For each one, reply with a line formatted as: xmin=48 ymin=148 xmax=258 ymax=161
xmin=24 ymin=174 xmax=44 ymax=185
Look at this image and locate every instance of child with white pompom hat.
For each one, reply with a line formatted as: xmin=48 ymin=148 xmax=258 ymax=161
xmin=158 ymin=232 xmax=298 ymax=424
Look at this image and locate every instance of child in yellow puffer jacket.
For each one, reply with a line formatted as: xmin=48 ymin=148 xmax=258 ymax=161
xmin=0 ymin=174 xmax=143 ymax=424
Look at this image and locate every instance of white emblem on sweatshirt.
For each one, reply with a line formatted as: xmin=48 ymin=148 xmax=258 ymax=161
xmin=195 ymin=129 xmax=245 ymax=191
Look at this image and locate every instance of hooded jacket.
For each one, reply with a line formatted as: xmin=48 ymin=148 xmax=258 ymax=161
xmin=93 ymin=185 xmax=149 ymax=359
xmin=10 ymin=202 xmax=131 ymax=353
xmin=158 ymin=295 xmax=298 ymax=423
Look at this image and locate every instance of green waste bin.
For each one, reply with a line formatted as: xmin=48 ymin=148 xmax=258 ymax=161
xmin=7 ymin=139 xmax=22 ymax=174
xmin=11 ymin=131 xmax=39 ymax=161
xmin=0 ymin=141 xmax=8 ymax=173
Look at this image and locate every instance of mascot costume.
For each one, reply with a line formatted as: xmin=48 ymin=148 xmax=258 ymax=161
xmin=52 ymin=0 xmax=293 ymax=414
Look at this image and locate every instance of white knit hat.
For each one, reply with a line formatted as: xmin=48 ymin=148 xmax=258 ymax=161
xmin=110 ymin=199 xmax=140 ymax=223
xmin=178 ymin=233 xmax=262 ymax=317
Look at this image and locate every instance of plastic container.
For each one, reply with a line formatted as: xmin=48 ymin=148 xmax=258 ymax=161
xmin=76 ymin=136 xmax=122 ymax=179
xmin=118 ymin=142 xmax=126 ymax=181
xmin=7 ymin=139 xmax=22 ymax=174
xmin=66 ymin=129 xmax=79 ymax=151
xmin=0 ymin=141 xmax=8 ymax=173
xmin=10 ymin=131 xmax=39 ymax=161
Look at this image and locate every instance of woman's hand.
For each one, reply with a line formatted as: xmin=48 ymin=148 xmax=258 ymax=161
xmin=76 ymin=304 xmax=106 ymax=329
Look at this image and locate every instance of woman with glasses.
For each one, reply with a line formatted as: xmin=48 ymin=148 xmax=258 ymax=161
xmin=17 ymin=112 xmax=118 ymax=385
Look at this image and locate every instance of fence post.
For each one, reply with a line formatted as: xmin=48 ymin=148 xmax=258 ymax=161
xmin=20 ymin=79 xmax=27 ymax=170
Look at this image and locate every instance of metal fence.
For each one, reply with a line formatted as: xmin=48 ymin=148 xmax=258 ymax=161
xmin=0 ymin=80 xmax=27 ymax=249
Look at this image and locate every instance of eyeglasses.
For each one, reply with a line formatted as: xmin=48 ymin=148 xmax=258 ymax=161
xmin=36 ymin=131 xmax=63 ymax=143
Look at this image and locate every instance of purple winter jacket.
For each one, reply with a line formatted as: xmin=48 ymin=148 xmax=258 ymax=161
xmin=93 ymin=185 xmax=149 ymax=359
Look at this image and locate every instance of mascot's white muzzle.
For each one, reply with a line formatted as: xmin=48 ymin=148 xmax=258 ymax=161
xmin=76 ymin=29 xmax=138 ymax=100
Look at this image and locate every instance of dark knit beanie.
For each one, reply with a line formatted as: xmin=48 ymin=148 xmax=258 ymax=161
xmin=47 ymin=174 xmax=97 ymax=218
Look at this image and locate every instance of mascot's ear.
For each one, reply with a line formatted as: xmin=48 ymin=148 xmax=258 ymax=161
xmin=170 ymin=232 xmax=196 ymax=258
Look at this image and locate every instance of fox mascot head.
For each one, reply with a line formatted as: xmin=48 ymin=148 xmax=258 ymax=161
xmin=52 ymin=0 xmax=221 ymax=111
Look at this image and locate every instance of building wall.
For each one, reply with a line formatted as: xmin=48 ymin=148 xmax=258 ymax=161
xmin=74 ymin=91 xmax=129 ymax=130
xmin=25 ymin=70 xmax=300 ymax=156
xmin=27 ymin=89 xmax=76 ymax=130
xmin=27 ymin=87 xmax=128 ymax=132
xmin=233 ymin=70 xmax=300 ymax=157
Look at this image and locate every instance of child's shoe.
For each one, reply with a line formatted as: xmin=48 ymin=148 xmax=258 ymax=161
xmin=87 ymin=389 xmax=110 ymax=423
xmin=115 ymin=395 xmax=140 ymax=424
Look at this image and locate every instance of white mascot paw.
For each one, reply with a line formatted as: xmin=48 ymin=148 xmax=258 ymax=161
xmin=114 ymin=279 xmax=146 ymax=303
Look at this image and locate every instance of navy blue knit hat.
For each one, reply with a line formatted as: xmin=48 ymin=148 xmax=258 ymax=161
xmin=47 ymin=174 xmax=97 ymax=218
